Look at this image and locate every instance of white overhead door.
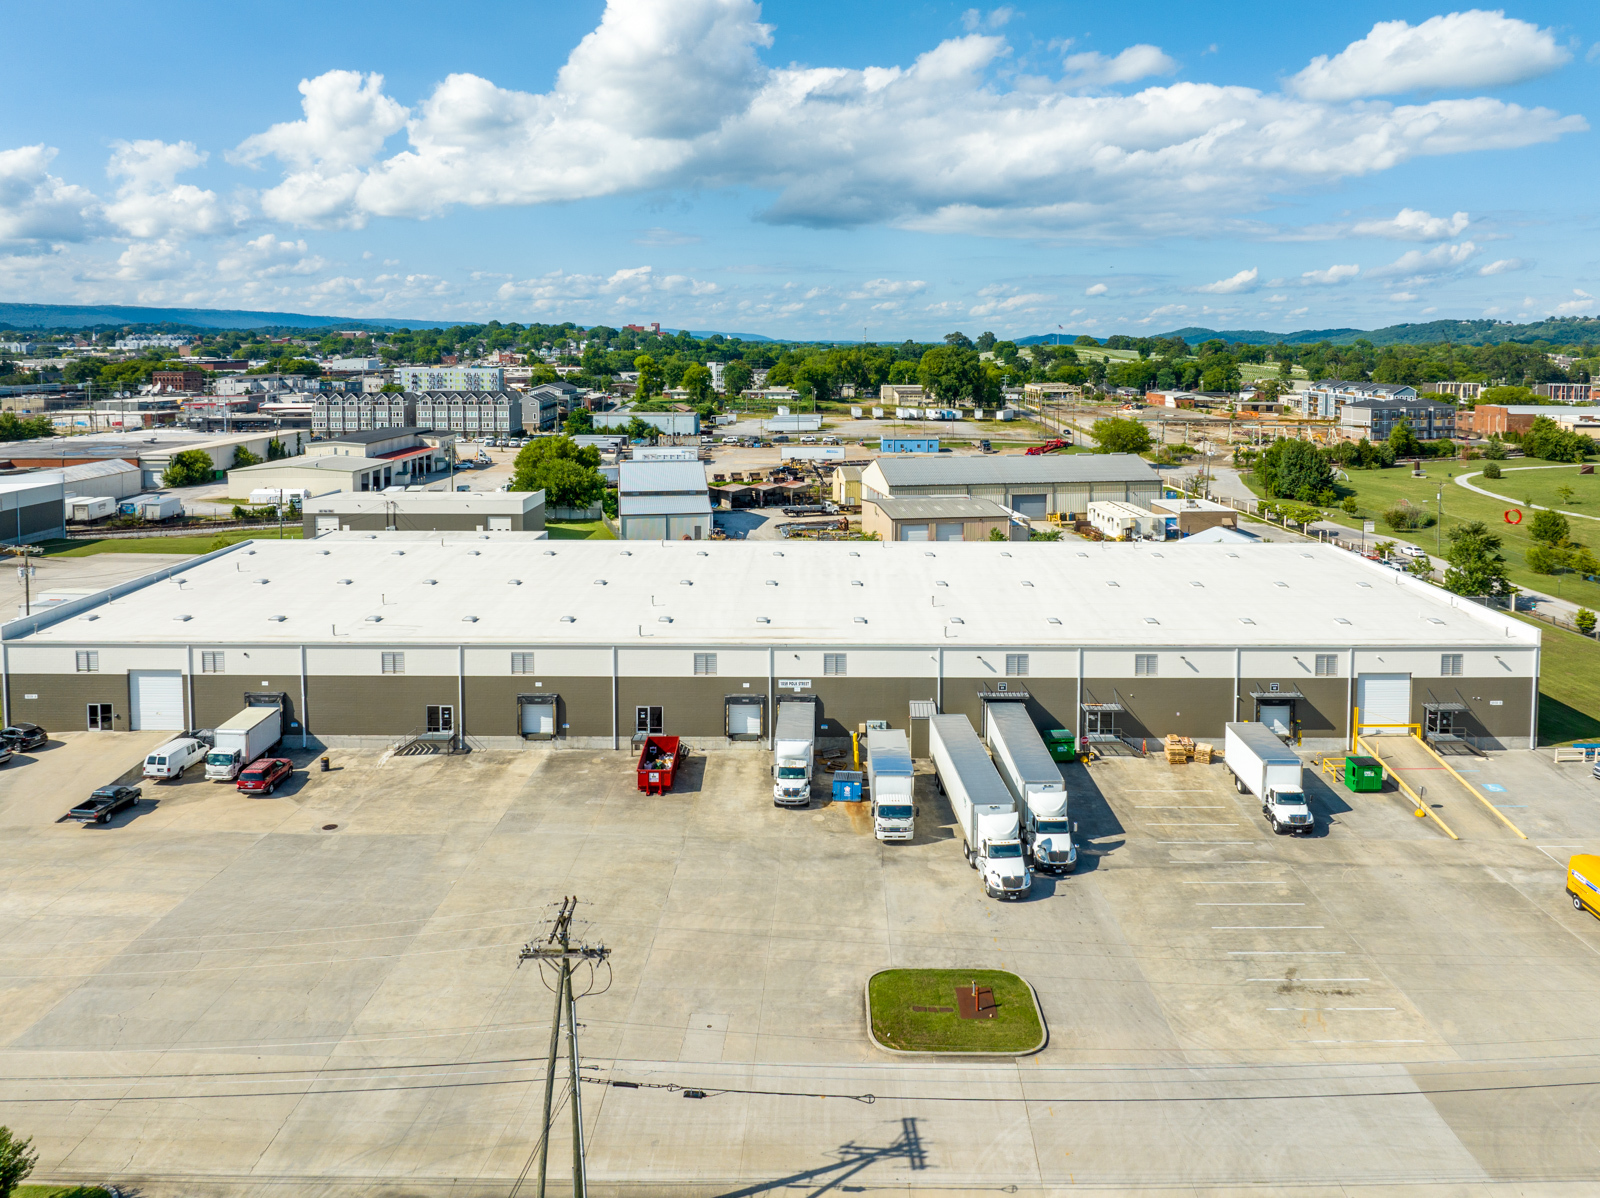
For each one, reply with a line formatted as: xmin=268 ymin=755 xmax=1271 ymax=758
xmin=520 ymin=698 xmax=555 ymax=738
xmin=129 ymin=670 xmax=184 ymax=731
xmin=1357 ymin=673 xmax=1411 ymax=734
xmin=935 ymin=522 xmax=965 ymax=541
xmin=1259 ymin=702 xmax=1293 ymax=738
xmin=315 ymin=515 xmax=339 ymax=534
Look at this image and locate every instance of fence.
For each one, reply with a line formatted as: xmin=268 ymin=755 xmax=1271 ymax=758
xmin=549 ymin=505 xmax=603 ymax=521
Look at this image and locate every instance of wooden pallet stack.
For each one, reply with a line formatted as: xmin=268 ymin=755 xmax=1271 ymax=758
xmin=1194 ymin=742 xmax=1215 ymax=765
xmin=1164 ymin=734 xmax=1194 ymax=764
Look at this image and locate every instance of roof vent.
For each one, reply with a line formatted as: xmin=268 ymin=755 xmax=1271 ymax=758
xmin=1021 ymin=580 xmax=1034 ymax=587
xmin=1274 ymin=582 xmax=1289 ymax=588
xmin=173 ymin=614 xmax=191 ymax=622
xmin=697 ymin=550 xmax=708 ymax=557
xmin=1427 ymin=617 xmax=1445 ymax=625
xmin=391 ymin=550 xmax=405 ymax=556
xmin=935 ymin=580 xmax=948 ymax=587
xmin=854 ymin=616 xmax=868 ymax=623
xmin=336 ymin=578 xmax=352 ymax=585
xmin=508 ymin=579 xmax=522 ymax=585
xmin=620 ymin=550 xmax=632 ymax=556
xmin=1001 ymin=552 xmax=1011 ymax=558
xmin=252 ymin=578 xmax=270 ymax=584
xmin=848 ymin=551 xmax=860 ymax=557
xmin=1047 ymin=616 xmax=1061 ymax=625
xmin=924 ymin=552 xmax=935 ymax=557
xmin=680 ymin=579 xmax=693 ymax=586
xmin=422 ymin=579 xmax=437 ymax=585
xmin=462 ymin=615 xmax=479 ymax=622
xmin=949 ymin=617 xmax=964 ymax=624
xmin=1151 ymin=552 xmax=1163 ymax=558
xmin=594 ymin=579 xmax=607 ymax=585
xmin=1334 ymin=617 xmax=1352 ymax=625
xmin=467 ymin=550 xmax=481 ymax=556
xmin=1190 ymin=581 xmax=1204 ymax=588
xmin=1144 ymin=617 xmax=1159 ymax=624
xmin=1107 ymin=581 xmax=1120 ymax=588
xmin=560 ymin=615 xmax=576 ymax=623
xmin=658 ymin=616 xmax=673 ymax=623
xmin=1239 ymin=617 xmax=1255 ymax=625
xmin=543 ymin=550 xmax=556 ymax=556
xmin=1358 ymin=581 xmax=1372 ymax=588
xmin=756 ymin=616 xmax=771 ymax=624
xmin=1077 ymin=553 xmax=1089 ymax=558
xmin=766 ymin=579 xmax=777 ymax=586
xmin=773 ymin=551 xmax=784 ymax=557
xmin=317 ymin=549 xmax=330 ymax=556
xmin=1301 ymin=553 xmax=1313 ymax=559
xmin=851 ymin=580 xmax=864 ymax=586
xmin=1226 ymin=553 xmax=1239 ymax=559
xmin=365 ymin=615 xmax=382 ymax=623
xmin=268 ymin=615 xmax=287 ymax=623
xmin=81 ymin=614 xmax=99 ymax=621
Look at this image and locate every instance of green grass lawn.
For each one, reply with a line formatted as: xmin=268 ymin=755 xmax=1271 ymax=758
xmin=545 ymin=519 xmax=616 ymax=540
xmin=868 ymin=969 xmax=1044 ymax=1053
xmin=38 ymin=528 xmax=302 ymax=557
xmin=1509 ymin=613 xmax=1600 ymax=745
xmin=1242 ymin=463 xmax=1600 ymax=612
xmin=15 ymin=1186 xmax=111 ymax=1198
xmin=1467 ymin=462 xmax=1600 ymax=516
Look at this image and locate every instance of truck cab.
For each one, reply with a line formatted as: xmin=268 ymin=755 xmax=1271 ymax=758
xmin=973 ymin=809 xmax=1032 ymax=900
xmin=1024 ymin=812 xmax=1078 ymax=874
xmin=204 ymin=748 xmax=244 ymax=781
xmin=773 ymin=758 xmax=811 ymax=805
xmin=1262 ymin=786 xmax=1313 ymax=835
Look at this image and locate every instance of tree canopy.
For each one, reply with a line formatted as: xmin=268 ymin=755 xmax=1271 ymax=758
xmin=1089 ymin=417 xmax=1152 ymax=455
xmin=509 ymin=436 xmax=604 ymax=509
xmin=162 ymin=449 xmax=216 ymax=488
xmin=1442 ymin=521 xmax=1516 ymax=597
xmin=1256 ymin=438 xmax=1336 ymax=501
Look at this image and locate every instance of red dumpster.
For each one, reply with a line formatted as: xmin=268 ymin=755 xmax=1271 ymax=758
xmin=637 ymin=735 xmax=682 ymax=794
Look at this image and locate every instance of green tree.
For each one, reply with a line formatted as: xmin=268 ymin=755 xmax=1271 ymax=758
xmin=1407 ymin=553 xmax=1433 ymax=577
xmin=0 ymin=1125 xmax=38 ymax=1198
xmin=987 ymin=526 xmax=1008 ymax=541
xmin=1576 ymin=608 xmax=1597 ymax=636
xmin=1442 ymin=521 xmax=1516 ymax=597
xmin=233 ymin=445 xmax=263 ymax=469
xmin=792 ymin=357 xmax=834 ymax=403
xmin=163 ymin=449 xmax=216 ymax=487
xmin=1256 ymin=438 xmax=1335 ymax=500
xmin=1482 ymin=437 xmax=1508 ymax=460
xmin=564 ymin=407 xmax=595 ymax=435
xmin=0 ymin=413 xmax=53 ymax=441
xmin=380 ymin=382 xmax=404 ymax=394
xmin=634 ymin=354 xmax=662 ymax=398
xmin=1387 ymin=419 xmax=1423 ymax=459
xmin=266 ymin=437 xmax=290 ymax=461
xmin=721 ymin=360 xmax=752 ymax=396
xmin=917 ymin=345 xmax=980 ymax=402
xmin=1482 ymin=460 xmax=1502 ymax=479
xmin=1557 ymin=483 xmax=1577 ymax=505
xmin=681 ymin=363 xmax=714 ymax=404
xmin=1529 ymin=508 xmax=1570 ymax=545
xmin=510 ymin=435 xmax=604 ymax=509
xmin=1089 ymin=416 xmax=1152 ymax=455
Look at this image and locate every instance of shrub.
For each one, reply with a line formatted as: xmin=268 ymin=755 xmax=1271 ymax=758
xmin=1382 ymin=501 xmax=1435 ymax=532
xmin=1577 ymin=609 xmax=1597 ymax=636
xmin=1482 ymin=461 xmax=1502 ymax=479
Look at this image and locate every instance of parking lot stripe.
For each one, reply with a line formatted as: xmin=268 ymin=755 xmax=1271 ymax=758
xmin=1136 ymin=805 xmax=1227 ymax=808
xmin=1269 ymin=1007 xmax=1395 ymax=1012
xmin=1230 ymin=951 xmax=1345 ymax=955
xmin=1212 ymin=926 xmax=1325 ymax=930
xmin=1159 ymin=841 xmax=1254 ymax=845
xmin=1248 ymin=977 xmax=1368 ymax=982
xmin=1183 ymin=881 xmax=1285 ymax=884
xmin=1196 ymin=902 xmax=1305 ymax=906
xmin=1145 ymin=822 xmax=1240 ymax=826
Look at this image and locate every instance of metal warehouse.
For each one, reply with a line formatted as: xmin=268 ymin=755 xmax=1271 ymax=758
xmin=860 ymin=453 xmax=1160 ymax=520
xmin=0 ymin=540 xmax=1539 ymax=752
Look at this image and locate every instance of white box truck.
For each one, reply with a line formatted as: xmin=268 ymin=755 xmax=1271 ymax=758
xmin=1225 ymin=721 xmax=1313 ymax=835
xmin=930 ymin=714 xmax=1031 ymax=900
xmin=984 ymin=702 xmax=1077 ymax=875
xmin=771 ymin=697 xmax=816 ymax=807
xmin=143 ymin=736 xmax=208 ymax=781
xmin=865 ymin=726 xmax=915 ymax=841
xmin=205 ymin=705 xmax=283 ymax=781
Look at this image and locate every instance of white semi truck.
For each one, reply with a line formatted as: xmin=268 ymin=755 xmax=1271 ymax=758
xmin=984 ymin=702 xmax=1078 ymax=875
xmin=1224 ymin=721 xmax=1313 ymax=835
xmin=205 ymin=705 xmax=283 ymax=782
xmin=865 ymin=726 xmax=915 ymax=842
xmin=930 ymin=714 xmax=1031 ymax=900
xmin=771 ymin=697 xmax=816 ymax=807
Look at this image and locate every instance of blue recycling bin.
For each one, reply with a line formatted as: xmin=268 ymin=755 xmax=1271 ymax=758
xmin=832 ymin=770 xmax=863 ymax=802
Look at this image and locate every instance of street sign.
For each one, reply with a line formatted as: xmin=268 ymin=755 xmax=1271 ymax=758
xmin=1363 ymin=521 xmax=1375 ymax=534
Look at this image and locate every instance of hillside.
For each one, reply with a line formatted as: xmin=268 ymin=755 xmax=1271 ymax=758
xmin=1018 ymin=317 xmax=1600 ymax=348
xmin=0 ymin=301 xmax=445 ymax=332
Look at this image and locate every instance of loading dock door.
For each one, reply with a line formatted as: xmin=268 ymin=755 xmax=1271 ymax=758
xmin=725 ymin=696 xmax=765 ymax=741
xmin=315 ymin=515 xmax=339 ymax=534
xmin=1258 ymin=702 xmax=1293 ymax=738
xmin=1011 ymin=493 xmax=1047 ymax=519
xmin=1357 ymin=673 xmax=1411 ymax=734
xmin=129 ymin=670 xmax=184 ymax=731
xmin=519 ymin=695 xmax=557 ymax=739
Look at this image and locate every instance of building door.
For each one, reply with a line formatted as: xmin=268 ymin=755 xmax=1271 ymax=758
xmin=1258 ymin=701 xmax=1293 ymax=738
xmin=725 ymin=697 xmax=764 ymax=740
xmin=426 ymin=704 xmax=454 ymax=734
xmin=129 ymin=670 xmax=184 ymax=731
xmin=935 ymin=522 xmax=964 ymax=541
xmin=488 ymin=516 xmax=512 ymax=530
xmin=315 ymin=515 xmax=339 ymax=534
xmin=87 ymin=702 xmax=113 ymax=731
xmin=636 ymin=706 xmax=664 ymax=734
xmin=1356 ymin=674 xmax=1411 ymax=735
xmin=1011 ymin=493 xmax=1047 ymax=518
xmin=519 ymin=696 xmax=556 ymax=739
xmin=899 ymin=523 xmax=929 ymax=541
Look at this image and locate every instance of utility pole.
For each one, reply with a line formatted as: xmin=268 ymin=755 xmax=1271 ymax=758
xmin=518 ymin=897 xmax=610 ymax=1198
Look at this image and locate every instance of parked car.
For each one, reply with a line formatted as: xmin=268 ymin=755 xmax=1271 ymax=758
xmin=456 ymin=484 xmax=472 ymax=491
xmin=0 ymin=744 xmax=12 ymax=767
xmin=68 ymin=784 xmax=142 ymax=824
xmin=721 ymin=436 xmax=738 ymax=444
xmin=237 ymin=757 xmax=293 ymax=794
xmin=700 ymin=435 xmax=714 ymax=444
xmin=799 ymin=435 xmax=817 ymax=444
xmin=1 ymin=723 xmax=48 ymax=751
xmin=1399 ymin=544 xmax=1424 ymax=558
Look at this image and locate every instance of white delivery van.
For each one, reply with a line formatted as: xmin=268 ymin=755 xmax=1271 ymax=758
xmin=143 ymin=736 xmax=207 ymax=780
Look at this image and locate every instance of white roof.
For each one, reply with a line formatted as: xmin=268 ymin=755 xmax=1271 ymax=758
xmin=6 ymin=540 xmax=1536 ymax=649
xmin=305 ymin=490 xmax=543 ymax=516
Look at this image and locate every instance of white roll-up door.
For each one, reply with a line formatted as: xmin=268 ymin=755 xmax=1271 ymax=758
xmin=520 ymin=698 xmax=556 ymax=737
xmin=315 ymin=516 xmax=339 ymax=534
xmin=129 ymin=670 xmax=184 ymax=731
xmin=1357 ymin=674 xmax=1411 ymax=734
xmin=935 ymin=522 xmax=964 ymax=541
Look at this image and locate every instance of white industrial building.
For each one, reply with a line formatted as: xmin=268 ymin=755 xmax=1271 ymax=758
xmin=0 ymin=541 xmax=1539 ymax=753
xmin=862 ymin=454 xmax=1160 ymax=521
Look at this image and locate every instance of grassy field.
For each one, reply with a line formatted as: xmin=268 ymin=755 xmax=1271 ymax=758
xmin=1510 ymin=613 xmax=1600 ymax=745
xmin=545 ymin=519 xmax=615 ymax=540
xmin=37 ymin=528 xmax=303 ymax=557
xmin=16 ymin=1187 xmax=111 ymax=1198
xmin=1468 ymin=463 xmax=1600 ymax=516
xmin=868 ymin=968 xmax=1044 ymax=1053
xmin=1242 ymin=462 xmax=1600 ymax=611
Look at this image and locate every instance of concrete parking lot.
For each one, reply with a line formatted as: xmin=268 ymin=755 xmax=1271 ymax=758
xmin=4 ymin=732 xmax=1600 ymax=1196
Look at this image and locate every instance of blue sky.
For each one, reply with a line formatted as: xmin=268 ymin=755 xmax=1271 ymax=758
xmin=1 ymin=0 xmax=1596 ymax=339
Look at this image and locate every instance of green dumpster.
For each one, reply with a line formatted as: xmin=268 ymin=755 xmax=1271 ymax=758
xmin=1344 ymin=755 xmax=1384 ymax=792
xmin=1046 ymin=730 xmax=1077 ymax=762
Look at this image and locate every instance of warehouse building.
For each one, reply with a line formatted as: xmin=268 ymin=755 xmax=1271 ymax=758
xmin=617 ymin=460 xmax=712 ymax=540
xmin=0 ymin=540 xmax=1537 ymax=752
xmin=862 ymin=497 xmax=1022 ymax=542
xmin=1 ymin=474 xmax=66 ymax=545
xmin=304 ymin=490 xmax=545 ymax=535
xmin=861 ymin=454 xmax=1159 ymax=521
xmin=227 ymin=429 xmax=454 ymax=498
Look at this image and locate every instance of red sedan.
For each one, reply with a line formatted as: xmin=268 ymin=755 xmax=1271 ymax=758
xmin=237 ymin=758 xmax=293 ymax=794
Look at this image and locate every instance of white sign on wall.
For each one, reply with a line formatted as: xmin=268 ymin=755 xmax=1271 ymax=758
xmin=777 ymin=679 xmax=813 ymax=690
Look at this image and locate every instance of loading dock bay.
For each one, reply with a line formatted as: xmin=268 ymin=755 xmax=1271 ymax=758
xmin=4 ymin=733 xmax=1600 ymax=1194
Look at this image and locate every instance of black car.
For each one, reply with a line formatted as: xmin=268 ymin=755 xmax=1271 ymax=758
xmin=1 ymin=722 xmax=48 ymax=751
xmin=69 ymin=785 xmax=143 ymax=824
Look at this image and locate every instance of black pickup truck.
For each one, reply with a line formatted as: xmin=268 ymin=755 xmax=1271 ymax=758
xmin=68 ymin=785 xmax=143 ymax=824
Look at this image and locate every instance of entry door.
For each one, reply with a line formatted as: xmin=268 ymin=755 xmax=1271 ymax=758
xmin=87 ymin=702 xmax=113 ymax=731
xmin=426 ymin=705 xmax=454 ymax=733
xmin=1357 ymin=674 xmax=1411 ymax=734
xmin=520 ymin=698 xmax=555 ymax=738
xmin=129 ymin=670 xmax=184 ymax=731
xmin=636 ymin=706 xmax=663 ymax=734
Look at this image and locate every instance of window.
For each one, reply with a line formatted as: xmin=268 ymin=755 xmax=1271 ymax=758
xmin=823 ymin=653 xmax=848 ymax=677
xmin=1441 ymin=653 xmax=1463 ymax=677
xmin=1005 ymin=653 xmax=1029 ymax=677
xmin=510 ymin=652 xmax=535 ymax=675
xmin=1314 ymin=654 xmax=1337 ymax=677
xmin=381 ymin=652 xmax=405 ymax=675
xmin=693 ymin=652 xmax=717 ymax=676
xmin=636 ymin=706 xmax=664 ymax=734
xmin=75 ymin=650 xmax=99 ymax=673
xmin=1134 ymin=654 xmax=1158 ymax=677
xmin=201 ymin=651 xmax=225 ymax=673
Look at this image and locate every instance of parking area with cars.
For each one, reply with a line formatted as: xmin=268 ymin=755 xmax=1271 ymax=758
xmin=4 ymin=734 xmax=1600 ymax=1194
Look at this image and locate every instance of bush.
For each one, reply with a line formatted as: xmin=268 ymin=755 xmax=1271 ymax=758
xmin=162 ymin=448 xmax=216 ymax=488
xmin=1382 ymin=501 xmax=1435 ymax=532
xmin=1482 ymin=460 xmax=1502 ymax=479
xmin=1577 ymin=609 xmax=1597 ymax=636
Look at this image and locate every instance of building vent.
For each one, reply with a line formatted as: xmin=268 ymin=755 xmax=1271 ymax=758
xmin=508 ymin=579 xmax=522 ymax=585
xmin=337 ymin=579 xmax=352 ymax=585
xmin=851 ymin=580 xmax=863 ymax=586
xmin=422 ymin=579 xmax=437 ymax=585
xmin=854 ymin=616 xmax=868 ymax=623
xmin=467 ymin=550 xmax=480 ymax=556
xmin=463 ymin=615 xmax=479 ymax=622
xmin=1239 ymin=617 xmax=1255 ymax=625
xmin=766 ymin=580 xmax=777 ymax=586
xmin=1021 ymin=580 xmax=1034 ymax=587
xmin=659 ymin=616 xmax=673 ymax=623
xmin=366 ymin=615 xmax=383 ymax=623
xmin=594 ymin=579 xmax=607 ymax=585
xmin=680 ymin=579 xmax=693 ymax=585
xmin=268 ymin=615 xmax=287 ymax=623
xmin=560 ymin=615 xmax=576 ymax=623
xmin=756 ymin=617 xmax=771 ymax=624
xmin=392 ymin=551 xmax=405 ymax=556
xmin=544 ymin=550 xmax=556 ymax=556
xmin=1144 ymin=617 xmax=1159 ymax=624
xmin=1334 ymin=617 xmax=1351 ymax=625
xmin=935 ymin=580 xmax=948 ymax=587
xmin=252 ymin=578 xmax=270 ymax=584
xmin=949 ymin=617 xmax=964 ymax=625
xmin=173 ymin=614 xmax=191 ymax=622
xmin=81 ymin=614 xmax=99 ymax=622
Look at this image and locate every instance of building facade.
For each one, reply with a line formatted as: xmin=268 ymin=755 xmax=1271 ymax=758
xmin=304 ymin=490 xmax=545 ymax=535
xmin=412 ymin=391 xmax=530 ymax=436
xmin=1340 ymin=398 xmax=1457 ymax=441
xmin=861 ymin=454 xmax=1160 ymax=521
xmin=1301 ymin=381 xmax=1419 ymax=421
xmin=394 ymin=366 xmax=505 ymax=392
xmin=0 ymin=475 xmax=66 ymax=545
xmin=862 ymin=497 xmax=1021 ymax=542
xmin=314 ymin=394 xmax=417 ymax=435
xmin=617 ymin=460 xmax=711 ymax=540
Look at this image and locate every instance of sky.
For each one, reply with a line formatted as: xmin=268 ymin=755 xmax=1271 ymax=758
xmin=1 ymin=0 xmax=1597 ymax=340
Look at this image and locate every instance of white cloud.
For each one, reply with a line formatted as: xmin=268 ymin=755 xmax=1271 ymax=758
xmin=1556 ymin=289 xmax=1595 ymax=314
xmin=225 ymin=0 xmax=1584 ymax=240
xmin=1290 ymin=11 xmax=1570 ymax=101
xmin=1350 ymin=208 xmax=1469 ymax=241
xmin=849 ymin=278 xmax=928 ymax=299
xmin=962 ymin=7 xmax=1013 ymax=33
xmin=1478 ymin=257 xmax=1524 ymax=275
xmin=0 ymin=145 xmax=99 ymax=247
xmin=633 ymin=227 xmax=702 ymax=246
xmin=1289 ymin=307 xmax=1309 ymax=316
xmin=103 ymin=140 xmax=228 ymax=240
xmin=1062 ymin=44 xmax=1178 ymax=87
xmin=968 ymin=290 xmax=1053 ymax=317
xmin=1387 ymin=292 xmax=1418 ymax=303
xmin=215 ymin=233 xmax=326 ymax=279
xmin=1084 ymin=283 xmax=1108 ymax=296
xmin=1370 ymin=240 xmax=1480 ymax=279
xmin=1196 ymin=267 xmax=1257 ymax=294
xmin=1301 ymin=263 xmax=1359 ymax=285
xmin=1267 ymin=294 xmax=1288 ymax=302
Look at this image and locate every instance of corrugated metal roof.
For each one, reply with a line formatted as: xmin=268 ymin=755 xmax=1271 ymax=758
xmin=618 ymin=494 xmax=713 ymax=517
xmin=619 ymin=460 xmax=708 ymax=495
xmin=872 ymin=453 xmax=1157 ymax=488
xmin=870 ymin=498 xmax=1012 ymax=521
xmin=60 ymin=458 xmax=139 ymax=482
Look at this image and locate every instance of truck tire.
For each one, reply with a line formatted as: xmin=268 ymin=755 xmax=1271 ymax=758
xmin=1272 ymin=821 xmax=1286 ymax=835
xmin=1234 ymin=775 xmax=1247 ymax=794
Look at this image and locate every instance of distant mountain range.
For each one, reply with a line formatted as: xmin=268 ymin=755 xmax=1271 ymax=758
xmin=1018 ymin=317 xmax=1600 ymax=348
xmin=0 ymin=301 xmax=447 ymax=332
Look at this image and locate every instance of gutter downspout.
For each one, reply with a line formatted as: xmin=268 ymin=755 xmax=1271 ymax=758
xmin=457 ymin=644 xmax=465 ymax=745
xmin=936 ymin=646 xmax=943 ymax=712
xmin=184 ymin=644 xmax=193 ymax=731
xmin=1075 ymin=647 xmax=1083 ymax=749
xmin=1530 ymin=641 xmax=1540 ymax=751
xmin=299 ymin=643 xmax=308 ymax=749
xmin=1232 ymin=647 xmax=1240 ymax=724
xmin=1347 ymin=648 xmax=1357 ymax=748
xmin=767 ymin=646 xmax=775 ymax=750
xmin=611 ymin=645 xmax=618 ymax=752
xmin=1 ymin=639 xmax=8 ymax=728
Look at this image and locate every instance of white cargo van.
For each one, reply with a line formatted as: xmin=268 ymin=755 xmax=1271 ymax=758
xmin=143 ymin=736 xmax=207 ymax=780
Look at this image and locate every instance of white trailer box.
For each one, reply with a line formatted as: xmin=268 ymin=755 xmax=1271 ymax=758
xmin=850 ymin=406 xmax=863 ymax=418
xmin=205 ymin=705 xmax=283 ymax=781
xmin=871 ymin=407 xmax=884 ymax=418
xmin=929 ymin=714 xmax=1031 ymax=900
xmin=248 ymin=487 xmax=311 ymax=507
xmin=139 ymin=494 xmax=182 ymax=521
xmin=1224 ymin=722 xmax=1313 ymax=835
xmin=865 ymin=726 xmax=915 ymax=842
xmin=984 ymin=702 xmax=1077 ymax=874
xmin=771 ymin=697 xmax=817 ymax=807
xmin=67 ymin=496 xmax=116 ymax=522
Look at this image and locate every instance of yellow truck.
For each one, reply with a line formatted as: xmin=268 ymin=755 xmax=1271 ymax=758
xmin=1567 ymin=855 xmax=1600 ymax=919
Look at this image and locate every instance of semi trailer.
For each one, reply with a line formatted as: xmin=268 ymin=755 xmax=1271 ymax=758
xmin=930 ymin=714 xmax=1031 ymax=900
xmin=984 ymin=702 xmax=1077 ymax=875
